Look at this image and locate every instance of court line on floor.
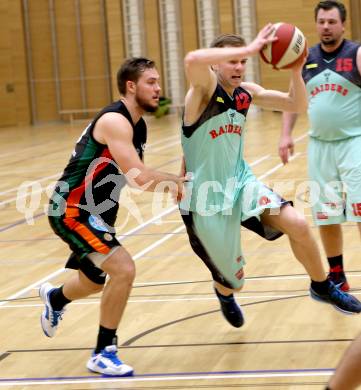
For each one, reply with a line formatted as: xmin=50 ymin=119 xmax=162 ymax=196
xmin=0 ymin=143 xmax=182 ymax=208
xmin=3 ymin=289 xmax=360 ymax=309
xmin=0 ymin=150 xmax=280 ymax=305
xmin=5 ymin=337 xmax=354 ymax=353
xmin=0 ymin=207 xmax=179 ymax=307
xmin=0 ymin=143 xmax=307 ymax=316
xmin=0 ymin=368 xmax=334 ymax=387
xmin=0 ymin=152 xmax=271 ymax=233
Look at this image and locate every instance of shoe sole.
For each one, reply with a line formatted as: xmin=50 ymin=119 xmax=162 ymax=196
xmin=40 ymin=313 xmax=52 ymax=337
xmin=39 ymin=284 xmax=55 ymax=338
xmin=87 ymin=362 xmax=134 ymax=377
xmin=220 ymin=311 xmax=245 ymax=327
xmin=310 ymin=292 xmax=357 ymax=315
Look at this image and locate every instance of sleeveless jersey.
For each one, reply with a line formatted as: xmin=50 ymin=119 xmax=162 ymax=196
xmin=303 ymin=39 xmax=361 ymax=141
xmin=50 ymin=100 xmax=147 ymax=226
xmin=181 ymin=84 xmax=253 ymax=213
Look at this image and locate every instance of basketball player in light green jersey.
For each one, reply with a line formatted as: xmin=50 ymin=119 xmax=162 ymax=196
xmin=180 ymin=23 xmax=361 ymax=328
xmin=279 ymin=1 xmax=361 ymax=292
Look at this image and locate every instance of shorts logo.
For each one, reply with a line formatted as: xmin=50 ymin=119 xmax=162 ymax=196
xmin=352 ymin=203 xmax=361 ymax=217
xmin=317 ymin=212 xmax=328 ymax=220
xmin=88 ymin=215 xmax=108 ymax=232
xmin=325 ymin=202 xmax=338 ymax=209
xmin=103 ymin=233 xmax=113 ymax=241
xmin=259 ymin=196 xmax=271 ymax=206
xmin=235 ymin=268 xmax=244 ymax=280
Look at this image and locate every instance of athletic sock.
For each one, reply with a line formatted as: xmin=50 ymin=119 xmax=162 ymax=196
xmin=95 ymin=326 xmax=117 ymax=353
xmin=49 ymin=285 xmax=72 ymax=311
xmin=328 ymin=254 xmax=344 ymax=270
xmin=311 ymin=279 xmax=331 ymax=295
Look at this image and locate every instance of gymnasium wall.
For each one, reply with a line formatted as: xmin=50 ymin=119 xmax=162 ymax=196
xmin=0 ymin=0 xmax=30 ymax=126
xmin=0 ymin=0 xmax=358 ymax=127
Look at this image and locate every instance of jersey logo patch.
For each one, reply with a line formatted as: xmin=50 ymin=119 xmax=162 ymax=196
xmin=235 ymin=92 xmax=250 ymax=111
xmin=306 ymin=63 xmax=318 ymax=69
xmin=216 ymin=96 xmax=224 ymax=103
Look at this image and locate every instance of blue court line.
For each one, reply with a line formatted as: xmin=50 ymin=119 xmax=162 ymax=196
xmin=0 ymin=367 xmax=334 ymax=382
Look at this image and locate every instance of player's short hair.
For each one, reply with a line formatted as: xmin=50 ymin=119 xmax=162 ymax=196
xmin=117 ymin=57 xmax=155 ymax=95
xmin=314 ymin=0 xmax=346 ymax=23
xmin=210 ymin=34 xmax=246 ymax=48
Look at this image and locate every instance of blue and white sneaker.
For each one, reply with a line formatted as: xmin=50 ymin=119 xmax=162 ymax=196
xmin=39 ymin=282 xmax=66 ymax=337
xmin=86 ymin=345 xmax=134 ymax=376
xmin=310 ymin=281 xmax=361 ymax=315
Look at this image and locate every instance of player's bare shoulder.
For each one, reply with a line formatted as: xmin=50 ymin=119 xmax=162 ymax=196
xmin=93 ymin=111 xmax=132 ymax=144
xmin=184 ymin=78 xmax=217 ymax=126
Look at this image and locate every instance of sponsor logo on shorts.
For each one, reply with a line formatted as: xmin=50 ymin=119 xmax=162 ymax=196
xmin=235 ymin=268 xmax=244 ymax=280
xmin=317 ymin=212 xmax=328 ymax=220
xmin=103 ymin=233 xmax=113 ymax=241
xmin=352 ymin=203 xmax=361 ymax=217
xmin=259 ymin=196 xmax=271 ymax=206
xmin=88 ymin=215 xmax=108 ymax=232
xmin=324 ymin=202 xmax=338 ymax=209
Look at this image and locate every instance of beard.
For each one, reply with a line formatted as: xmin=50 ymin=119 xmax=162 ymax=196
xmin=321 ymin=37 xmax=337 ymax=46
xmin=320 ymin=33 xmax=341 ymax=47
xmin=135 ymin=94 xmax=159 ymax=113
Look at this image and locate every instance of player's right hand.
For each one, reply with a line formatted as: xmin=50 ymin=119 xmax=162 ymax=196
xmin=248 ymin=23 xmax=277 ymax=55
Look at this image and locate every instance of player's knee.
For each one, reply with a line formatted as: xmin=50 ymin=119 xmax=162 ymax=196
xmin=115 ymin=258 xmax=136 ymax=283
xmin=283 ymin=210 xmax=310 ymax=239
xmin=105 ymin=252 xmax=136 ymax=284
xmin=292 ymin=216 xmax=310 ymax=238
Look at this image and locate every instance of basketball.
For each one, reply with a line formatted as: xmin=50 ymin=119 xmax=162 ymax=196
xmin=260 ymin=23 xmax=306 ymax=70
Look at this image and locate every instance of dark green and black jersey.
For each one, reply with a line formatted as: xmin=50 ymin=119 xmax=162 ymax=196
xmin=49 ymin=100 xmax=147 ymax=226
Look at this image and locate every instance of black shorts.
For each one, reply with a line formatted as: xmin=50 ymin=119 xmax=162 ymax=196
xmin=49 ymin=213 xmax=121 ymax=284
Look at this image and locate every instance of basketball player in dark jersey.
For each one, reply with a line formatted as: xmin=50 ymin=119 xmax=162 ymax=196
xmin=279 ymin=1 xmax=361 ymax=292
xmin=180 ymin=23 xmax=361 ymax=329
xmin=39 ymin=58 xmax=185 ymax=376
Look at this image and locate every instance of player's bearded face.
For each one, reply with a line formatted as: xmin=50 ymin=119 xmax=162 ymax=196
xmin=135 ymin=68 xmax=161 ymax=113
xmin=135 ymin=92 xmax=159 ymax=112
xmin=316 ymin=8 xmax=344 ymax=47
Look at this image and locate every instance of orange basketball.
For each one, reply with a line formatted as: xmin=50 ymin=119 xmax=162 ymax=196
xmin=260 ymin=23 xmax=306 ymax=70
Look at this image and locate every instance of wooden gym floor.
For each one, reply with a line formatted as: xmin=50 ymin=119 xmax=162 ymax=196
xmin=0 ymin=110 xmax=360 ymax=389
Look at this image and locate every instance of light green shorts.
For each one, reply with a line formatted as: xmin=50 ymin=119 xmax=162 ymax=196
xmin=190 ymin=178 xmax=285 ymax=289
xmin=308 ymin=135 xmax=361 ymax=225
